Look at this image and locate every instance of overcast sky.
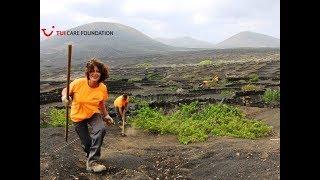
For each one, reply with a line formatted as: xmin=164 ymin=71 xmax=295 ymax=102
xmin=40 ymin=0 xmax=280 ymax=44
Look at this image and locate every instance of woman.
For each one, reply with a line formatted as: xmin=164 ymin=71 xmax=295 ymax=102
xmin=114 ymin=94 xmax=129 ymax=136
xmin=114 ymin=94 xmax=129 ymax=126
xmin=61 ymin=58 xmax=114 ymax=172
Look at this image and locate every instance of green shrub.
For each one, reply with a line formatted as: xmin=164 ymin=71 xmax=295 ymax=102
xmin=167 ymin=86 xmax=178 ymax=92
xmin=109 ymin=75 xmax=122 ymax=81
xmin=131 ymin=102 xmax=272 ymax=144
xmin=135 ymin=63 xmax=152 ymax=68
xmin=241 ymin=84 xmax=261 ymax=91
xmin=220 ymin=90 xmax=236 ymax=98
xmin=130 ymin=97 xmax=149 ymax=107
xmin=218 ymin=79 xmax=228 ymax=87
xmin=128 ymin=77 xmax=142 ymax=82
xmin=48 ymin=108 xmax=70 ymax=127
xmin=40 ymin=122 xmax=50 ymax=128
xmin=248 ymin=74 xmax=259 ymax=82
xmin=263 ymin=88 xmax=280 ymax=104
xmin=198 ymin=60 xmax=213 ymax=66
xmin=207 ymin=80 xmax=218 ymax=87
xmin=147 ymin=72 xmax=163 ymax=80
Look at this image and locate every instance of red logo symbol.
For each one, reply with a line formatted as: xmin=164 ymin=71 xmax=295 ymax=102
xmin=41 ymin=26 xmax=55 ymax=37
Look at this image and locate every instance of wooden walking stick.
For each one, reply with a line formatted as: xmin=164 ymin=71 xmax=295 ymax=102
xmin=65 ymin=44 xmax=72 ymax=142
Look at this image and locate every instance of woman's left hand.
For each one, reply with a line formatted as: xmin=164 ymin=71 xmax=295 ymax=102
xmin=103 ymin=115 xmax=114 ymax=125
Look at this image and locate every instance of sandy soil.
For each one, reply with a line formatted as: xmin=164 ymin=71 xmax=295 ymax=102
xmin=40 ymin=106 xmax=279 ymax=180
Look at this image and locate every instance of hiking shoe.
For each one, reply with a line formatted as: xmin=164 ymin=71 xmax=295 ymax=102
xmin=86 ymin=161 xmax=106 ymax=172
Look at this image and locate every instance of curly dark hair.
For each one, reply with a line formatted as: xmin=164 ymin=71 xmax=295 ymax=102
xmin=85 ymin=58 xmax=109 ymax=83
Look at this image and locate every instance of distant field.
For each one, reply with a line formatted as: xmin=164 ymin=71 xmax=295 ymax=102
xmin=40 ymin=48 xmax=279 ymax=80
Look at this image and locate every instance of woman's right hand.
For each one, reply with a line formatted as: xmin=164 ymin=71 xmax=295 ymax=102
xmin=61 ymin=95 xmax=72 ymax=106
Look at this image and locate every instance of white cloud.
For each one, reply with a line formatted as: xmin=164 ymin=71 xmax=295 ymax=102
xmin=138 ymin=18 xmax=167 ymax=31
xmin=179 ymin=0 xmax=227 ymax=13
xmin=40 ymin=0 xmax=279 ymax=42
xmin=40 ymin=0 xmax=103 ymax=15
xmin=192 ymin=13 xmax=210 ymax=25
xmin=41 ymin=0 xmax=117 ymax=30
xmin=69 ymin=0 xmax=103 ymax=3
xmin=71 ymin=12 xmax=119 ymax=24
xmin=238 ymin=20 xmax=263 ymax=30
xmin=122 ymin=0 xmax=174 ymax=14
xmin=121 ymin=0 xmax=232 ymax=26
xmin=40 ymin=1 xmax=67 ymax=15
xmin=120 ymin=17 xmax=169 ymax=38
xmin=122 ymin=0 xmax=226 ymax=15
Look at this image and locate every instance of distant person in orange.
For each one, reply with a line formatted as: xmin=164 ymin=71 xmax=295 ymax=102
xmin=61 ymin=58 xmax=114 ymax=173
xmin=114 ymin=94 xmax=129 ymax=126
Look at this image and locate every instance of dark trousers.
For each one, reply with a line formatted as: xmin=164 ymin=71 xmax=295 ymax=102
xmin=74 ymin=113 xmax=106 ymax=163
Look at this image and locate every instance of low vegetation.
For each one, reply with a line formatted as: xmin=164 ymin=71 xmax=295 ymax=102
xmin=263 ymin=88 xmax=280 ymax=104
xmin=131 ymin=101 xmax=272 ymax=144
xmin=241 ymin=84 xmax=261 ymax=91
xmin=128 ymin=77 xmax=143 ymax=82
xmin=220 ymin=90 xmax=236 ymax=98
xmin=130 ymin=97 xmax=149 ymax=107
xmin=147 ymin=72 xmax=164 ymax=81
xmin=41 ymin=108 xmax=70 ymax=128
xmin=166 ymin=86 xmax=178 ymax=92
xmin=109 ymin=75 xmax=122 ymax=81
xmin=135 ymin=63 xmax=152 ymax=68
xmin=198 ymin=59 xmax=213 ymax=66
xmin=248 ymin=73 xmax=259 ymax=82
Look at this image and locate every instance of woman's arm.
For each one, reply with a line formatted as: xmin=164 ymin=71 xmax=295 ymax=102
xmin=100 ymin=101 xmax=114 ymax=125
xmin=61 ymin=87 xmax=74 ymax=97
xmin=61 ymin=87 xmax=67 ymax=97
xmin=99 ymin=100 xmax=108 ymax=116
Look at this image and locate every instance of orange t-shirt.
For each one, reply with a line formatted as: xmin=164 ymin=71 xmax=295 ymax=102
xmin=68 ymin=78 xmax=108 ymax=122
xmin=114 ymin=95 xmax=129 ymax=108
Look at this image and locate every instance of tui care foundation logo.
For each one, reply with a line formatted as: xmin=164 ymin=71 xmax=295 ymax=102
xmin=40 ymin=26 xmax=114 ymax=37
